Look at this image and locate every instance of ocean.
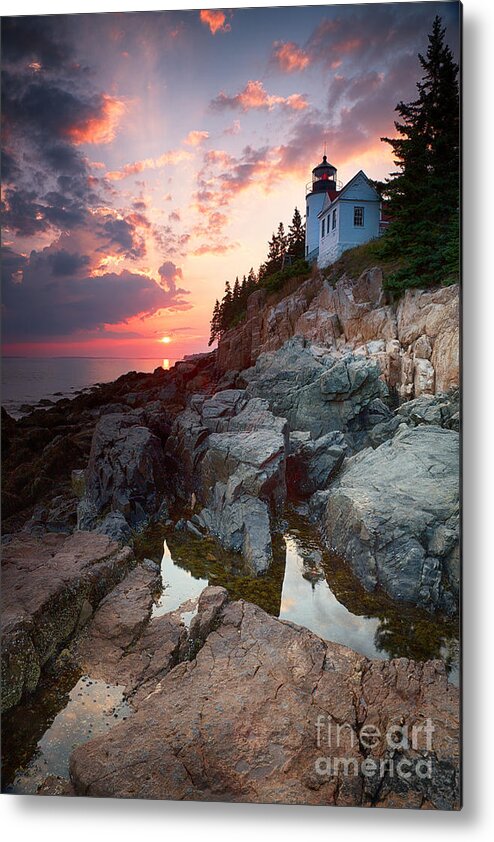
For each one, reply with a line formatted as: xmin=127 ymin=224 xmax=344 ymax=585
xmin=1 ymin=357 xmax=175 ymax=419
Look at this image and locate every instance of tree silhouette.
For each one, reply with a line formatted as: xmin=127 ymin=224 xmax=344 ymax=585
xmin=380 ymin=15 xmax=460 ymax=289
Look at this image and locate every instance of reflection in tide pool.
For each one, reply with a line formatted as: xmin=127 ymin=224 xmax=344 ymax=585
xmin=150 ymin=524 xmax=458 ymax=686
xmin=153 ymin=540 xmax=208 ymax=617
xmin=6 ymin=676 xmax=131 ymax=794
xmin=280 ymin=535 xmax=381 ymax=660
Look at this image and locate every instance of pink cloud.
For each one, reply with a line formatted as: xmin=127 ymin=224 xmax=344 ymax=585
xmin=64 ymin=95 xmax=126 ymax=146
xmin=192 ymin=242 xmax=239 ymax=256
xmin=223 ymin=119 xmax=241 ymax=136
xmin=199 ymin=10 xmax=231 ymax=36
xmin=106 ymin=149 xmax=192 ymax=181
xmin=184 ymin=130 xmax=210 ymax=147
xmin=272 ymin=41 xmax=311 ymax=73
xmin=211 ymin=80 xmax=308 ymax=113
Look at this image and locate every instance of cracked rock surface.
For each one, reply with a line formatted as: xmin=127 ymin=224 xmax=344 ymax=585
xmin=167 ymin=390 xmax=288 ymax=573
xmin=1 ymin=532 xmax=135 ymax=711
xmin=69 ymin=589 xmax=459 ymax=808
xmin=323 ymin=425 xmax=460 ymax=613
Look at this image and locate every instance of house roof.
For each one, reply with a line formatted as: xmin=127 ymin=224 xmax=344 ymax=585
xmin=318 ymin=170 xmax=381 ymax=217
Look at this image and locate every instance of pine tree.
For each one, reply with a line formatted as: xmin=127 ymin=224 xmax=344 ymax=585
xmin=276 ymin=222 xmax=287 ymax=261
xmin=380 ymin=15 xmax=459 ymax=290
xmin=247 ymin=267 xmax=257 ymax=290
xmin=288 ymin=207 xmax=305 ymax=260
xmin=208 ymin=299 xmax=221 ymax=346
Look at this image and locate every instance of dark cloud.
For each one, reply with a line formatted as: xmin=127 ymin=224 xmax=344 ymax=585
xmin=101 ymin=216 xmax=145 ymax=259
xmin=1 ymin=187 xmax=51 ymax=237
xmin=301 ymin=3 xmax=459 ymax=71
xmin=1 ymin=246 xmax=28 ymax=284
xmin=1 ymin=18 xmax=124 ymax=243
xmin=158 ymin=261 xmax=189 ymax=297
xmin=48 ymin=250 xmax=91 ymax=276
xmin=1 ymin=17 xmax=71 ymax=70
xmin=1 ymin=246 xmax=190 ymax=341
xmin=1 ymin=149 xmax=21 ymax=183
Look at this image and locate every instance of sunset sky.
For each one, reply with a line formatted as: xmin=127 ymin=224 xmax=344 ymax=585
xmin=1 ymin=3 xmax=460 ymax=359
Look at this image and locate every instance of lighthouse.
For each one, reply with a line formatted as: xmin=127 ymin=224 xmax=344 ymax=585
xmin=304 ymin=155 xmax=338 ymax=261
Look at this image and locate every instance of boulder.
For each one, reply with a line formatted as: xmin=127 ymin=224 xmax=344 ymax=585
xmin=397 ymin=390 xmax=460 ymax=431
xmin=76 ymin=584 xmax=229 ymax=708
xmin=1 ymin=532 xmax=135 ymax=711
xmin=78 ymin=412 xmax=168 ymax=532
xmin=167 ymin=391 xmax=288 ymax=572
xmin=74 ymin=562 xmax=188 ymax=704
xmin=287 ymin=431 xmax=346 ymax=497
xmin=199 ymin=492 xmax=273 ymax=574
xmin=70 ymin=596 xmax=460 ymax=809
xmin=323 ymin=426 xmax=460 ymax=613
xmin=95 ymin=510 xmax=133 ymax=544
xmin=244 ymin=337 xmax=388 ymax=447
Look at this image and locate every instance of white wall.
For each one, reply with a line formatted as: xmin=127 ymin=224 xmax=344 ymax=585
xmin=305 ymin=191 xmax=327 ymax=257
xmin=318 ymin=205 xmax=341 ymax=267
xmin=317 ymin=197 xmax=381 ymax=269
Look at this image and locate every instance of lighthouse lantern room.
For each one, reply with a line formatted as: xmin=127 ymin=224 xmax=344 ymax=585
xmin=305 ymin=155 xmax=338 ymax=261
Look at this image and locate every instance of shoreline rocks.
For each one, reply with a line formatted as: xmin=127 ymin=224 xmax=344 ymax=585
xmin=322 ymin=425 xmax=460 ymax=613
xmin=1 ymin=531 xmax=135 ymax=711
xmin=167 ymin=390 xmax=289 ymax=573
xmin=243 ymin=337 xmax=390 ymax=449
xmin=77 ymin=411 xmax=169 ymax=539
xmin=69 ymin=591 xmax=460 ymax=809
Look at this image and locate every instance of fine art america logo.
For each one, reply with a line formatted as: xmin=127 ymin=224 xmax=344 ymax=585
xmin=314 ymin=715 xmax=435 ymax=780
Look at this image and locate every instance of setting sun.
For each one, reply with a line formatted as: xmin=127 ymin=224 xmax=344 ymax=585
xmin=159 ymin=336 xmax=172 ymax=344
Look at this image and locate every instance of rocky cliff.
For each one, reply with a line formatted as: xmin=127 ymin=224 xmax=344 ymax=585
xmin=218 ymin=268 xmax=459 ymax=400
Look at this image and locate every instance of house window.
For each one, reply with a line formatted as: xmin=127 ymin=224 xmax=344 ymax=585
xmin=321 ymin=218 xmax=325 ymax=238
xmin=354 ymin=206 xmax=364 ymax=227
xmin=332 ymin=209 xmax=337 ymax=230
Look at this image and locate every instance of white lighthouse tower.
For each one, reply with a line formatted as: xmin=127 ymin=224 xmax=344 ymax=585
xmin=305 ymin=154 xmax=338 ymax=261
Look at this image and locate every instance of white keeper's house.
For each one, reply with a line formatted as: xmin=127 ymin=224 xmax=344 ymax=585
xmin=304 ymin=155 xmax=385 ymax=269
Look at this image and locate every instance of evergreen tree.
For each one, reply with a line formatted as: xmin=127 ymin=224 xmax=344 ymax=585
xmin=288 ymin=207 xmax=305 ymax=260
xmin=380 ymin=16 xmax=460 ymax=289
xmin=276 ymin=222 xmax=287 ymax=255
xmin=247 ymin=267 xmax=257 ymax=290
xmin=208 ymin=299 xmax=221 ymax=346
xmin=223 ymin=280 xmax=232 ymax=313
xmin=260 ymin=223 xmax=287 ymax=277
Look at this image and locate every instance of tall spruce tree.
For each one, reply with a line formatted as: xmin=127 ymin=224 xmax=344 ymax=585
xmin=208 ymin=299 xmax=221 ymax=346
xmin=288 ymin=207 xmax=305 ymax=260
xmin=380 ymin=15 xmax=459 ymax=290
